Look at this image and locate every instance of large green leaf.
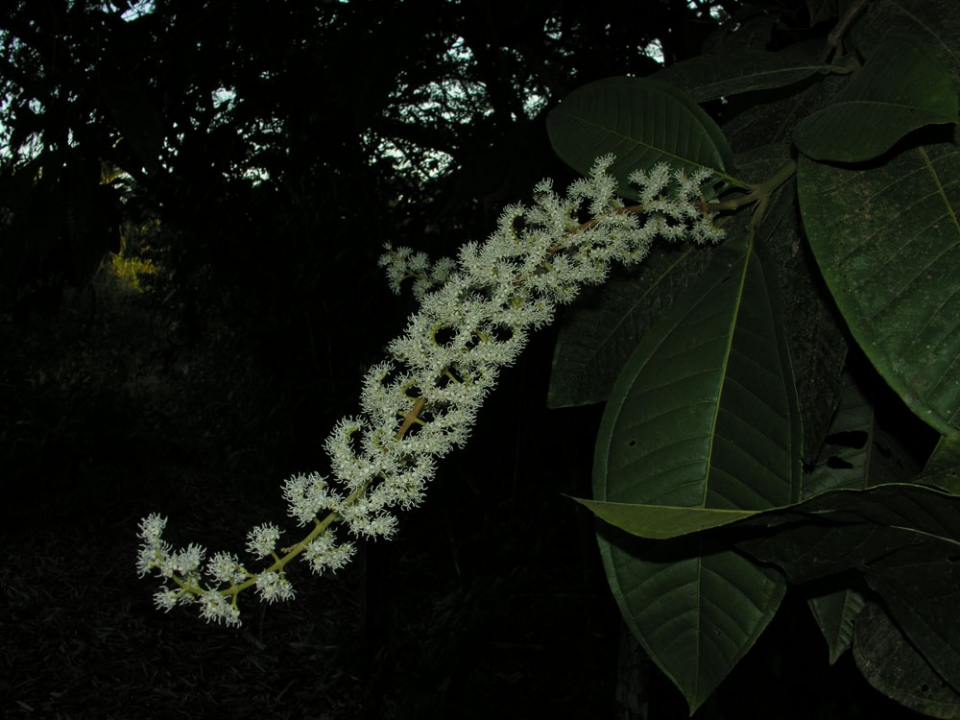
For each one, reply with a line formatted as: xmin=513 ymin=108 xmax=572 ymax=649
xmin=548 ymin=243 xmax=716 ymax=408
xmin=577 ymin=480 xmax=960 ymax=543
xmin=739 ymin=522 xmax=960 ymax=694
xmin=598 ymin=532 xmax=785 ymax=715
xmin=793 ymin=35 xmax=958 ymax=163
xmin=804 ymin=370 xmax=922 ymax=497
xmin=652 ymin=50 xmax=844 ymax=104
xmin=729 ymin=487 xmax=960 ymax=692
xmin=580 ymin=484 xmax=960 ymax=682
xmin=865 ymin=545 xmax=960 ymax=695
xmin=546 ymin=77 xmax=739 ymax=200
xmin=854 ymin=599 xmax=960 ymax=717
xmin=797 ymin=137 xmax=960 ymax=434
xmin=593 ymin=231 xmax=801 ymax=712
xmin=575 ymin=497 xmax=753 ymax=538
xmin=850 ymin=0 xmax=960 ymax=90
xmin=593 ymin=232 xmax=802 ymax=511
xmin=721 ymin=71 xmax=831 ymax=153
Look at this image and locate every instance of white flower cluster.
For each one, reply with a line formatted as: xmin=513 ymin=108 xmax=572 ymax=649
xmin=135 ymin=156 xmax=723 ymax=626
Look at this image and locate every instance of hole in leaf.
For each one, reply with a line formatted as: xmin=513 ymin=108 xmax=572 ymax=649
xmin=825 ymin=430 xmax=867 ymax=449
xmin=826 ymin=456 xmax=853 ymax=469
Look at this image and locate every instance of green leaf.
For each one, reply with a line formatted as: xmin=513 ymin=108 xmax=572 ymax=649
xmin=737 ymin=483 xmax=960 ymax=549
xmin=730 ymin=485 xmax=960 ymax=693
xmin=593 ymin=231 xmax=801 ymax=712
xmin=546 ymin=76 xmax=739 ymax=200
xmin=797 ymin=137 xmax=960 ymax=434
xmin=598 ymin=531 xmax=785 ymax=715
xmin=864 ymin=546 xmax=960 ymax=695
xmin=793 ymin=35 xmax=958 ymax=162
xmin=721 ymin=72 xmax=829 ymax=153
xmin=579 ymin=480 xmax=960 ymax=543
xmin=593 ymin=231 xmax=803 ymax=511
xmin=919 ymin=433 xmax=960 ymax=494
xmin=652 ymin=50 xmax=845 ymax=104
xmin=574 ymin=495 xmax=754 ymax=538
xmin=807 ymin=586 xmax=866 ymax=665
xmin=805 ymin=371 xmax=922 ymax=497
xmin=850 ymin=0 xmax=960 ymax=90
xmin=547 ymin=243 xmax=716 ymax=408
xmin=854 ymin=599 xmax=960 ymax=717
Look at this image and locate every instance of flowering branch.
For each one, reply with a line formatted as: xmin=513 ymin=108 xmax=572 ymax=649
xmin=136 ymin=155 xmax=725 ymax=626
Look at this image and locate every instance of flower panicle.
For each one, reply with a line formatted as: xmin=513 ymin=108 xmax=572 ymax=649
xmin=136 ymin=156 xmax=723 ymax=625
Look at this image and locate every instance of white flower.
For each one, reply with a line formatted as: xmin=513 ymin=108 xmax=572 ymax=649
xmin=282 ymin=472 xmax=338 ymax=526
xmin=245 ymin=523 xmax=280 ymax=559
xmin=138 ymin=513 xmax=167 ymax=546
xmin=171 ymin=543 xmax=205 ymax=576
xmin=303 ymin=533 xmax=356 ymax=575
xmin=198 ymin=590 xmax=241 ymax=626
xmin=206 ymin=552 xmax=248 ymax=585
xmin=153 ymin=587 xmax=180 ymax=612
xmin=138 ymin=155 xmax=723 ymax=623
xmin=136 ymin=540 xmax=171 ymax=578
xmin=255 ymin=571 xmax=296 ymax=603
xmin=350 ymin=511 xmax=399 ymax=540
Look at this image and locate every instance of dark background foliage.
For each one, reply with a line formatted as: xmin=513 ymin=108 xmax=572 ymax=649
xmin=0 ymin=0 xmax=929 ymax=717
